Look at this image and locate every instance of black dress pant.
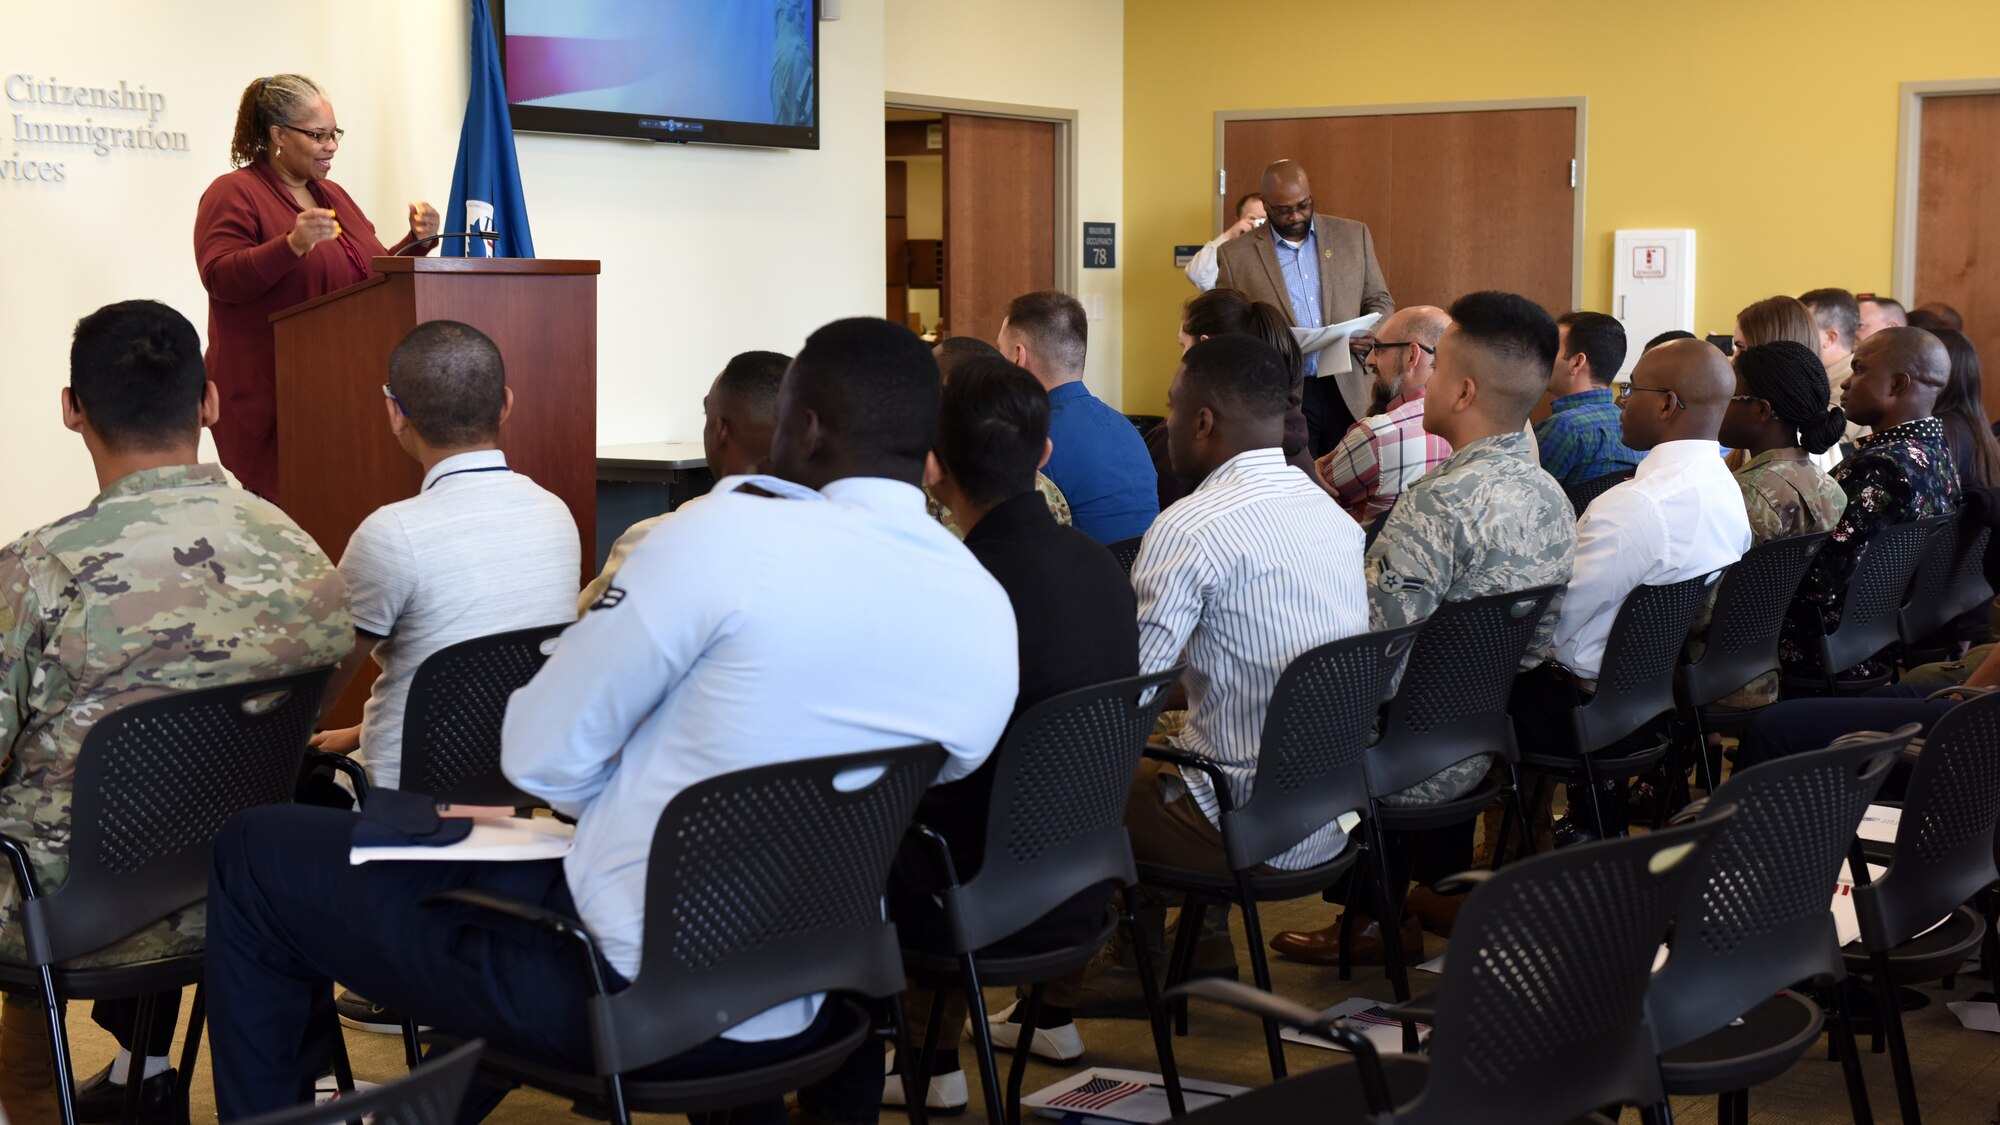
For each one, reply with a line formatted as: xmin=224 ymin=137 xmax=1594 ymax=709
xmin=204 ymin=805 xmax=831 ymax=1124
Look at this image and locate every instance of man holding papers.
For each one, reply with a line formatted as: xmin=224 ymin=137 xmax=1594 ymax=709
xmin=1215 ymin=159 xmax=1396 ymax=454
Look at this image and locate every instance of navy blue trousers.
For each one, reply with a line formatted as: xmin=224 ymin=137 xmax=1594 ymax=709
xmin=1735 ymin=684 xmax=1958 ymax=775
xmin=205 ymin=806 xmax=826 ymax=1123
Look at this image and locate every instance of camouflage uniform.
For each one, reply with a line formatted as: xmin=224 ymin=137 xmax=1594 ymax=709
xmin=1692 ymin=449 xmax=1847 ymax=707
xmin=928 ymin=472 xmax=1072 ymax=538
xmin=0 ymin=465 xmax=350 ymax=967
xmin=1364 ymin=430 xmax=1577 ymax=804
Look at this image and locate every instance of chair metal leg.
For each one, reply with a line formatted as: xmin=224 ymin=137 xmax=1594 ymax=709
xmin=1641 ymin=1099 xmax=1676 ymax=1125
xmin=1869 ymin=953 xmax=1922 ymax=1124
xmin=1579 ymin=757 xmax=1610 ymax=840
xmin=910 ymin=980 xmax=951 ymax=1121
xmin=1823 ymin=978 xmax=1875 ymax=1125
xmin=178 ymin=985 xmax=206 ymax=1125
xmin=957 ymin=953 xmax=1008 ymax=1125
xmin=121 ymin=992 xmax=158 ymax=1125
xmin=1004 ymin=984 xmax=1044 ymax=1125
xmin=602 ymin=1072 xmax=631 ymax=1125
xmin=888 ymin=996 xmax=931 ymax=1125
xmin=327 ymin=1016 xmax=355 ymax=1094
xmin=35 ymin=968 xmax=78 ymax=1125
xmin=1167 ymin=898 xmax=1203 ymax=1036
xmin=1122 ymin=886 xmax=1186 ymax=1119
xmin=1232 ymin=877 xmax=1286 ymax=1081
xmin=1504 ymin=764 xmax=1536 ymax=866
xmin=399 ymin=1016 xmax=422 ymax=1072
xmin=1336 ymin=896 xmax=1357 ymax=981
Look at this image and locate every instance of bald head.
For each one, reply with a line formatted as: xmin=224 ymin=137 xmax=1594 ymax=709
xmin=1383 ymin=305 xmax=1449 ymax=347
xmin=1261 ymin=160 xmax=1314 ymax=241
xmin=1366 ymin=305 xmax=1450 ymax=407
xmin=1861 ymin=327 xmax=1950 ymax=390
xmin=1620 ymin=337 xmax=1733 ymax=450
xmin=1843 ymin=326 xmax=1949 ymax=429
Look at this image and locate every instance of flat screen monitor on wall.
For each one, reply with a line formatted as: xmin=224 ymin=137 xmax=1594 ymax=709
xmin=494 ymin=0 xmax=819 ymax=150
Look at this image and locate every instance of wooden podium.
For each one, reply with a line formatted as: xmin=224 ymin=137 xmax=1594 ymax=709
xmin=271 ymin=257 xmax=599 ymax=573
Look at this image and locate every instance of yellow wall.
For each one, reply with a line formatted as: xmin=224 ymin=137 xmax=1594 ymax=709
xmin=1122 ymin=0 xmax=2000 ymax=413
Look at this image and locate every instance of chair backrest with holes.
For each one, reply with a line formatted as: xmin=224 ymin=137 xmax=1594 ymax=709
xmin=1218 ymin=626 xmax=1417 ymax=873
xmin=399 ymin=623 xmax=567 ymax=806
xmin=1899 ymin=515 xmax=1964 ymax=645
xmin=1405 ymin=811 xmax=1730 ymax=1125
xmin=1816 ymin=517 xmax=1939 ymax=674
xmin=1855 ymin=691 xmax=2000 ymax=949
xmin=1684 ymin=533 xmax=1829 ymax=706
xmin=945 ymin=667 xmax=1181 ymax=954
xmin=1107 ymin=536 xmax=1144 ymax=576
xmin=1645 ymin=728 xmax=1911 ymax=1052
xmin=26 ymin=668 xmax=333 ymax=966
xmin=1572 ymin=575 xmax=1712 ymax=753
xmin=1369 ymin=587 xmax=1559 ymax=797
xmin=593 ymin=744 xmax=943 ymax=1073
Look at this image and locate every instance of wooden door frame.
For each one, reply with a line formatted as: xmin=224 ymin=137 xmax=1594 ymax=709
xmin=1891 ymin=78 xmax=2000 ymax=305
xmin=885 ymin=93 xmax=1077 ymax=299
xmin=1213 ymin=97 xmax=1588 ymax=310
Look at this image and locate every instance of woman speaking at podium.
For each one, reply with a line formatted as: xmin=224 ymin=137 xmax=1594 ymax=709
xmin=194 ymin=73 xmax=441 ymax=503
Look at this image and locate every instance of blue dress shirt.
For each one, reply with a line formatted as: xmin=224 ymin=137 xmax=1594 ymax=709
xmin=1043 ymin=381 xmax=1160 ymax=544
xmin=1273 ymin=227 xmax=1325 ymax=376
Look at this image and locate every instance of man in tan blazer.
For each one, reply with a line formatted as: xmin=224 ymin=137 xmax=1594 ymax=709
xmin=1216 ymin=160 xmax=1395 ymax=452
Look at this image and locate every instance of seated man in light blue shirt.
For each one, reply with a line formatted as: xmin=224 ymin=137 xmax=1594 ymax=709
xmin=201 ymin=317 xmax=1021 ymax=1123
xmin=998 ymin=290 xmax=1158 ymax=543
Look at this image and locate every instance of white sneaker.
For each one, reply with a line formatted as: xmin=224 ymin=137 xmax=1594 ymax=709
xmin=881 ymin=1049 xmax=969 ymax=1113
xmin=979 ymin=1000 xmax=1085 ymax=1062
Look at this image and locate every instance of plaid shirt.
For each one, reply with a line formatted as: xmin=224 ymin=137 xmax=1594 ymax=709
xmin=1535 ymin=387 xmax=1642 ymax=487
xmin=1325 ymin=388 xmax=1452 ymax=523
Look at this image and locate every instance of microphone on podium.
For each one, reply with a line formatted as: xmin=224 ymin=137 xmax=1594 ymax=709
xmin=398 ymin=230 xmax=502 ymax=256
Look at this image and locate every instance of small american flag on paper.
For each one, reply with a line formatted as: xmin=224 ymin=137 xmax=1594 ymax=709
xmin=1047 ymin=1076 xmax=1149 ymax=1111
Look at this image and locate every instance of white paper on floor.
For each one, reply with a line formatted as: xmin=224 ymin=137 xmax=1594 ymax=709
xmin=1022 ymin=1068 xmax=1244 ymax=1123
xmin=1946 ymin=1001 xmax=2000 ymax=1033
xmin=1415 ymin=952 xmax=1447 ymax=974
xmin=1276 ymin=997 xmax=1431 ymax=1055
xmin=1858 ymin=803 xmax=1900 ymax=844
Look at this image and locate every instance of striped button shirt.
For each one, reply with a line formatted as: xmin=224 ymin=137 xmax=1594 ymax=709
xmin=1131 ymin=448 xmax=1368 ymax=869
xmin=1324 ymin=388 xmax=1454 ymax=523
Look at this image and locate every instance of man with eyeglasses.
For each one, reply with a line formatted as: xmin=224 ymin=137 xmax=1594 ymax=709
xmin=1513 ymin=337 xmax=1750 ymax=844
xmin=1214 ymin=160 xmax=1394 ymax=456
xmin=1316 ymin=306 xmax=1452 ymax=524
xmin=1537 ymin=311 xmax=1639 ymax=489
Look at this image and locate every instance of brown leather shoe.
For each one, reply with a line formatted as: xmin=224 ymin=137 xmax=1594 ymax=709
xmin=1404 ymin=886 xmax=1466 ymax=938
xmin=1268 ymin=913 xmax=1423 ymax=967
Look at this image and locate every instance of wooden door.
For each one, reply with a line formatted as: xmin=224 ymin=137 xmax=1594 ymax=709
xmin=1916 ymin=92 xmax=2000 ymax=422
xmin=943 ymin=114 xmax=1056 ymax=345
xmin=886 ymin=160 xmax=909 ymax=323
xmin=1222 ymin=107 xmax=1576 ymax=317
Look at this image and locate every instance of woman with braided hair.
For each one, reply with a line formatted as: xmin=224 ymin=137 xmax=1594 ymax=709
xmin=1705 ymin=339 xmax=1849 ymax=707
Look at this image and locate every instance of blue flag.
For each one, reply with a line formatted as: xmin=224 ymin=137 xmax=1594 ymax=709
xmin=445 ymin=0 xmax=534 ymax=258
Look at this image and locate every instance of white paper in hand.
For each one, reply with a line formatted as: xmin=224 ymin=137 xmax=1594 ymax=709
xmin=1292 ymin=313 xmax=1383 ymax=378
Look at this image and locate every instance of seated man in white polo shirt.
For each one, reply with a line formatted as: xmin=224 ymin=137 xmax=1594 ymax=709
xmin=307 ymin=319 xmax=579 ymax=1032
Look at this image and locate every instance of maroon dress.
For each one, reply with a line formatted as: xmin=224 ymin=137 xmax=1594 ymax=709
xmin=193 ymin=162 xmax=419 ymax=503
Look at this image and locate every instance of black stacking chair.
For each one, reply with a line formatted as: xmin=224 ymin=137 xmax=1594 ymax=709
xmin=422 ymin=745 xmax=945 ymax=1125
xmin=1900 ymin=513 xmax=1994 ymax=658
xmin=399 ymin=622 xmax=568 ymax=807
xmin=233 ymin=1039 xmax=485 ymax=1125
xmin=1680 ymin=532 xmax=1831 ymax=787
xmin=1139 ymin=625 xmax=1419 ymax=1080
xmin=1165 ymin=810 xmax=1734 ymax=1125
xmin=0 ymin=668 xmax=332 ymax=1125
xmin=1897 ymin=515 xmax=1963 ymax=656
xmin=1511 ymin=574 xmax=1713 ymax=841
xmin=1782 ymin=517 xmax=1942 ymax=697
xmin=1346 ymin=587 xmax=1560 ymax=1018
xmin=1106 ymin=535 xmax=1144 ymax=576
xmin=1646 ymin=727 xmax=1914 ymax=1125
xmin=1843 ymin=690 xmax=2000 ymax=1125
xmin=1563 ymin=469 xmax=1631 ymax=516
xmin=903 ymin=668 xmax=1186 ymax=1125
